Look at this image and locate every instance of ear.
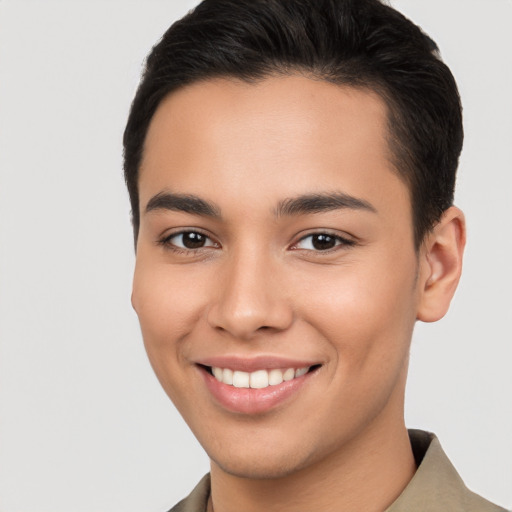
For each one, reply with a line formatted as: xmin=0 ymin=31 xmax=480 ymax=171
xmin=416 ymin=206 xmax=466 ymax=323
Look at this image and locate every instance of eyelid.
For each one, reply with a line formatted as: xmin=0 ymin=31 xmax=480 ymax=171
xmin=290 ymin=231 xmax=356 ymax=251
xmin=158 ymin=228 xmax=220 ymax=252
xmin=156 ymin=227 xmax=355 ymax=254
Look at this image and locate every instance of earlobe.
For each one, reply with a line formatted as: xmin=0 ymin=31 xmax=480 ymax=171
xmin=416 ymin=206 xmax=466 ymax=323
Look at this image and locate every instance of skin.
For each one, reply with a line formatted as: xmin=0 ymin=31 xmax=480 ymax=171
xmin=132 ymin=75 xmax=465 ymax=512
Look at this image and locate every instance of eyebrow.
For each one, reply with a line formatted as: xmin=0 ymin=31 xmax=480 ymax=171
xmin=275 ymin=192 xmax=377 ymax=217
xmin=145 ymin=192 xmax=221 ymax=218
xmin=144 ymin=190 xmax=376 ymax=219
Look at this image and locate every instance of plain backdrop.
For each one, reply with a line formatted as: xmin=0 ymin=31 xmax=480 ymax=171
xmin=0 ymin=1 xmax=510 ymax=511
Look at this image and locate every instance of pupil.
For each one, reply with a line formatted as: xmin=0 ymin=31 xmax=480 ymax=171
xmin=312 ymin=234 xmax=336 ymax=250
xmin=183 ymin=232 xmax=206 ymax=249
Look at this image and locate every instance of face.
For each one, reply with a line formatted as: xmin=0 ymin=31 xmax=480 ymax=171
xmin=132 ymin=76 xmax=425 ymax=479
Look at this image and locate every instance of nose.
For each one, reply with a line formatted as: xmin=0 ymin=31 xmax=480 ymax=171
xmin=207 ymin=250 xmax=294 ymax=340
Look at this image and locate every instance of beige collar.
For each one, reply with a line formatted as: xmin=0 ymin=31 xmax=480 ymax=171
xmin=170 ymin=430 xmax=506 ymax=512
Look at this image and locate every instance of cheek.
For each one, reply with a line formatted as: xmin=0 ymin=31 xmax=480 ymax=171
xmin=296 ymin=253 xmax=418 ymax=368
xmin=131 ymin=260 xmax=208 ymax=382
xmin=295 ymin=263 xmax=417 ymax=430
xmin=131 ymin=263 xmax=214 ymax=421
xmin=133 ymin=258 xmax=208 ymax=329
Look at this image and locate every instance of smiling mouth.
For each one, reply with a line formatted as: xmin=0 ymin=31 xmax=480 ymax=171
xmin=202 ymin=364 xmax=321 ymax=389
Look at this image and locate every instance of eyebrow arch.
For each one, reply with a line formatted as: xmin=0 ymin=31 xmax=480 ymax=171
xmin=145 ymin=191 xmax=221 ymax=218
xmin=275 ymin=192 xmax=377 ymax=217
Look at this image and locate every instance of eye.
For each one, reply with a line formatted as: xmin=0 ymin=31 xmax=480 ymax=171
xmin=294 ymin=233 xmax=354 ymax=251
xmin=161 ymin=231 xmax=218 ymax=250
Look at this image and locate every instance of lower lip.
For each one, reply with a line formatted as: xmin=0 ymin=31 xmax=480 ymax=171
xmin=200 ymin=367 xmax=313 ymax=415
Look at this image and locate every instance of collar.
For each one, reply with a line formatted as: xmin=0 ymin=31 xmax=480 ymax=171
xmin=387 ymin=429 xmax=505 ymax=512
xmin=170 ymin=430 xmax=505 ymax=512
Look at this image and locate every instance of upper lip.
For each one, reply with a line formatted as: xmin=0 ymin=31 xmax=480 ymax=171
xmin=195 ymin=355 xmax=321 ymax=372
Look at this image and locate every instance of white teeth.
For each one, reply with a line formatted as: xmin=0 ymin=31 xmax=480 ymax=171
xmin=295 ymin=367 xmax=308 ymax=377
xmin=250 ymin=370 xmax=269 ymax=389
xmin=222 ymin=368 xmax=233 ymax=385
xmin=268 ymin=369 xmax=284 ymax=386
xmin=232 ymin=370 xmax=250 ymax=388
xmin=211 ymin=366 xmax=310 ymax=389
xmin=283 ymin=368 xmax=295 ymax=381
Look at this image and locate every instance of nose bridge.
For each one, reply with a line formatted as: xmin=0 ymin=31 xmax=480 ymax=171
xmin=207 ymin=242 xmax=292 ymax=339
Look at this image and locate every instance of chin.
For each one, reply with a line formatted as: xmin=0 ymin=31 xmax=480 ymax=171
xmin=212 ymin=453 xmax=308 ymax=480
xmin=205 ymin=433 xmax=324 ymax=481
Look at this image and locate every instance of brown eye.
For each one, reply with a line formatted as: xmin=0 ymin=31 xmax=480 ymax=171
xmin=181 ymin=232 xmax=207 ymax=249
xmin=311 ymin=234 xmax=336 ymax=250
xmin=294 ymin=232 xmax=355 ymax=252
xmin=162 ymin=231 xmax=217 ymax=250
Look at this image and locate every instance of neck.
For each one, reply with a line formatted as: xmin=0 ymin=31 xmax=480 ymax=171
xmin=208 ymin=418 xmax=416 ymax=512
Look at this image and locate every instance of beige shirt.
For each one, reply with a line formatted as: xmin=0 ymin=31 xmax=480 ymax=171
xmin=169 ymin=430 xmax=507 ymax=512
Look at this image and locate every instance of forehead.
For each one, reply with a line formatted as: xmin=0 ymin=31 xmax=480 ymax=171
xmin=139 ymin=75 xmax=408 ymax=218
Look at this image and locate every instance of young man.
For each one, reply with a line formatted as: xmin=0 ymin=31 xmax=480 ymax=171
xmin=123 ymin=0 xmax=506 ymax=510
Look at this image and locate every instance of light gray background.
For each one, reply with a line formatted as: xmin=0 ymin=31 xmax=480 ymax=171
xmin=0 ymin=1 xmax=510 ymax=511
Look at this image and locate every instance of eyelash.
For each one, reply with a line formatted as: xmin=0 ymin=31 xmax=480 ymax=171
xmin=158 ymin=230 xmax=219 ymax=255
xmin=292 ymin=232 xmax=356 ymax=252
xmin=158 ymin=230 xmax=356 ymax=255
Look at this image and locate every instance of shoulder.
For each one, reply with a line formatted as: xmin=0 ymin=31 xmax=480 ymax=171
xmin=463 ymin=489 xmax=509 ymax=512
